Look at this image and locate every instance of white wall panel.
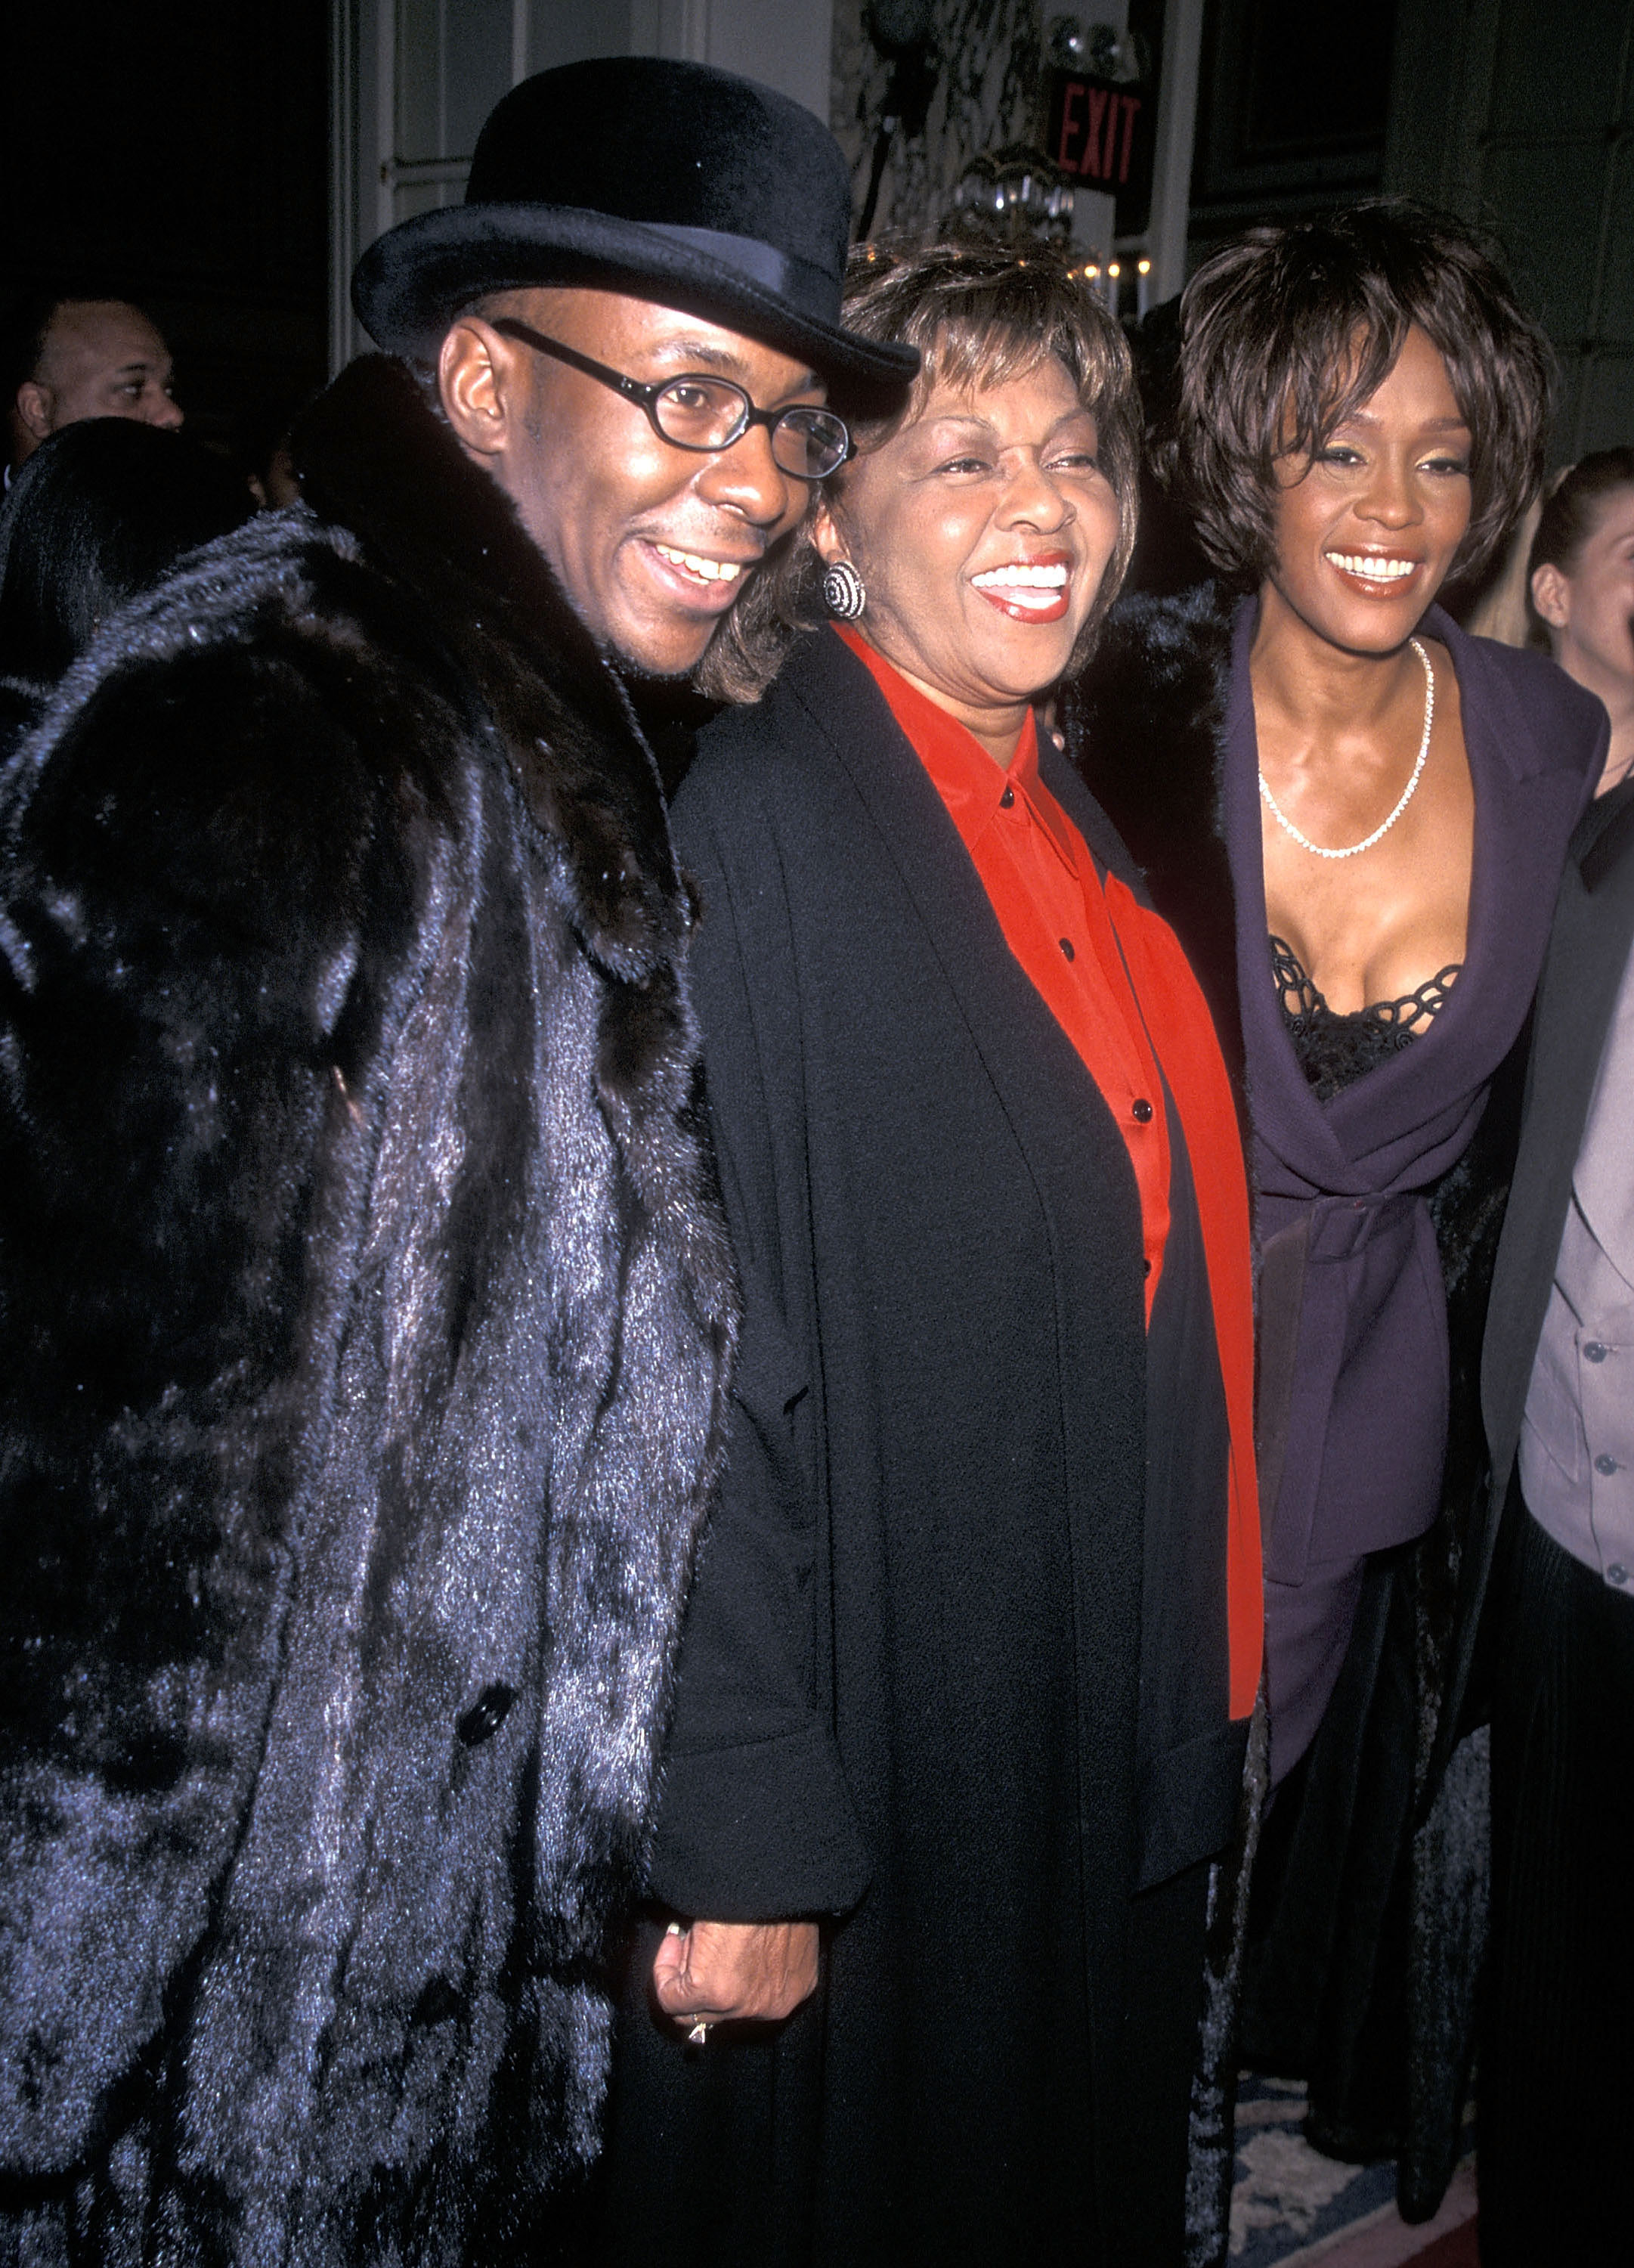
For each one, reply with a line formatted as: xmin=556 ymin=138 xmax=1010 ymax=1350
xmin=691 ymin=0 xmax=834 ymax=125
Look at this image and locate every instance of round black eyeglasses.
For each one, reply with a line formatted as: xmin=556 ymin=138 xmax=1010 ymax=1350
xmin=490 ymin=318 xmax=852 ymax=481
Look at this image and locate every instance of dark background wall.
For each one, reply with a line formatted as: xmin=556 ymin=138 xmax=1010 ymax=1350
xmin=1384 ymin=0 xmax=1634 ymax=462
xmin=2 ymin=1 xmax=329 ymax=456
xmin=1188 ymin=0 xmax=1634 ymax=460
xmin=4 ymin=1 xmax=1628 ymax=469
xmin=1190 ymin=0 xmax=1400 ymax=256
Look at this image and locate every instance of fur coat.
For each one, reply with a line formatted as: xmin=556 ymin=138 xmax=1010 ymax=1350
xmin=1066 ymin=580 xmax=1603 ymax=2233
xmin=0 ymin=355 xmax=737 ymax=2264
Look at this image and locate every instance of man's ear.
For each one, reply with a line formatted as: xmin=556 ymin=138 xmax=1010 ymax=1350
xmin=14 ymin=382 xmax=54 ymax=444
xmin=438 ymin=318 xmax=521 ymax=463
xmin=1530 ymin=562 xmax=1570 ymax=633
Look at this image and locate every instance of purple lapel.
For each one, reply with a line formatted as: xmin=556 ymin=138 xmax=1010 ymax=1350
xmin=1225 ymin=596 xmax=1589 ymax=1210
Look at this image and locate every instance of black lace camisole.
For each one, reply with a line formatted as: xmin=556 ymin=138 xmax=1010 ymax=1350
xmin=1270 ymin=934 xmax=1462 ymax=1102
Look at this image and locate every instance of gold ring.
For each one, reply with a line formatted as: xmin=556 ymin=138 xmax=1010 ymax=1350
xmin=685 ymin=2015 xmax=712 ymax=2045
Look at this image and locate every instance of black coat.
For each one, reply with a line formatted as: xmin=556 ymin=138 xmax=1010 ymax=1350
xmin=596 ymin=628 xmax=1248 ymax=2266
xmin=1064 ymin=581 xmax=1603 ymax=2222
xmin=0 ymin=357 xmax=736 ymax=2264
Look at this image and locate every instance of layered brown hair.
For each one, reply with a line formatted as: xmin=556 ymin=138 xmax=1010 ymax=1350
xmin=1169 ymin=200 xmax=1553 ymax=590
xmin=701 ymin=240 xmax=1142 ymax=702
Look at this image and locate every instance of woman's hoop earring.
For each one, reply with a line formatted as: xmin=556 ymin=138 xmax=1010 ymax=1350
xmin=822 ymin=559 xmax=867 ymax=620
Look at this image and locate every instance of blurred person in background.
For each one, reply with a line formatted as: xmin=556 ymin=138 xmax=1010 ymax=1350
xmin=1067 ymin=200 xmax=1604 ymax=2233
xmin=0 ymin=419 xmax=252 ymax=754
xmin=3 ymin=291 xmax=181 ymax=477
xmin=1471 ymin=445 xmax=1634 ymax=2265
xmin=1529 ymin=448 xmax=1634 ymax=794
xmin=234 ymin=390 xmax=309 ymax=510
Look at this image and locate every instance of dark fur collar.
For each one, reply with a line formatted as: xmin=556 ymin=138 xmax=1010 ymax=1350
xmin=1066 ymin=580 xmax=1247 ymax=1107
xmin=292 ymin=355 xmax=684 ymax=982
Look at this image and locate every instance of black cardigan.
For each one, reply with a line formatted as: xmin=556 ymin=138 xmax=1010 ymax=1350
xmin=596 ymin=627 xmax=1248 ymax=2266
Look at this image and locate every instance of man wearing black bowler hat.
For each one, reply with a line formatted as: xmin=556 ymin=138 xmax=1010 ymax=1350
xmin=0 ymin=59 xmax=911 ymax=2266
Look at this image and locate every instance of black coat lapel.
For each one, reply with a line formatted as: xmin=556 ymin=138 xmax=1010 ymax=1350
xmin=771 ymin=629 xmax=1150 ymax=2035
xmin=779 ymin=632 xmax=1142 ymax=1186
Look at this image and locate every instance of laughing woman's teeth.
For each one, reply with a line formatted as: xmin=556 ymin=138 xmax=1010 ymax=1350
xmin=973 ymin=563 xmax=1070 ymax=590
xmin=655 ymin=544 xmax=743 ymax=582
xmin=1326 ymin=553 xmax=1416 ymax=581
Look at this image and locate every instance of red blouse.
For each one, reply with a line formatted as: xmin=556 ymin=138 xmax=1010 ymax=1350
xmin=837 ymin=625 xmax=1264 ymax=1717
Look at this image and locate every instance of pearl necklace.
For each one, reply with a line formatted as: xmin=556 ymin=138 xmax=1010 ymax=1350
xmin=1258 ymin=637 xmax=1435 ymax=860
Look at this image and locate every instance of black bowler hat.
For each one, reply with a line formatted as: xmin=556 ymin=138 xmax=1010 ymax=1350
xmin=351 ymin=57 xmax=918 ymax=389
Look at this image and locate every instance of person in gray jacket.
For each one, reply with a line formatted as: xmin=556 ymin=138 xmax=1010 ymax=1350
xmin=1476 ymin=449 xmax=1634 ymax=2266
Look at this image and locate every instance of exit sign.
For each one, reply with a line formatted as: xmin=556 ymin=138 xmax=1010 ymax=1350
xmin=1046 ymin=68 xmax=1156 ymax=237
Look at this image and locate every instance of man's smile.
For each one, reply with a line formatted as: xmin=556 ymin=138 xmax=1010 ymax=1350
xmin=635 ymin=534 xmax=761 ymax=613
xmin=651 ymin=541 xmax=748 ymax=584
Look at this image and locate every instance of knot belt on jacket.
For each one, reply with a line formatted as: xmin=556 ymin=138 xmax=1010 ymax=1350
xmin=1257 ymin=1188 xmax=1450 ymax=1590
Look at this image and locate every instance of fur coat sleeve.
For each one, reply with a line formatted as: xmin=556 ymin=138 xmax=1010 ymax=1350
xmin=0 ymin=358 xmax=736 ymax=2263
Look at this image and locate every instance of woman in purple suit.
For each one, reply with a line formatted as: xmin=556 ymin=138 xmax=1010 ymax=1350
xmin=1068 ymin=202 xmax=1606 ymax=2227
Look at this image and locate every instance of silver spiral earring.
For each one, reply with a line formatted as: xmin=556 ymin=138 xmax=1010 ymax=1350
xmin=822 ymin=558 xmax=866 ymax=620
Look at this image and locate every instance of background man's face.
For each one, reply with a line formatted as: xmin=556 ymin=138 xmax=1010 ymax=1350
xmin=450 ymin=287 xmax=822 ymax=677
xmin=14 ymin=302 xmax=182 ymax=462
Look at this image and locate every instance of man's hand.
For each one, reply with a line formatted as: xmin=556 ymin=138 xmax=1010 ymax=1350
xmin=651 ymin=1919 xmax=819 ymax=2025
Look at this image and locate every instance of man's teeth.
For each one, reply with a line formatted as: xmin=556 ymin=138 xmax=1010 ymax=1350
xmin=973 ymin=562 xmax=1069 ymax=589
xmin=655 ymin=543 xmax=743 ymax=582
xmin=1327 ymin=553 xmax=1416 ymax=581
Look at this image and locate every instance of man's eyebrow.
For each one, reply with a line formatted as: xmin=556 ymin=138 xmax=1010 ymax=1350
xmin=649 ymin=337 xmax=819 ymax=391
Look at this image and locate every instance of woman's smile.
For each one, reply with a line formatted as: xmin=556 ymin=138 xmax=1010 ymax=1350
xmin=970 ymin=550 xmax=1074 ymax=621
xmin=1323 ymin=550 xmax=1422 ymax=587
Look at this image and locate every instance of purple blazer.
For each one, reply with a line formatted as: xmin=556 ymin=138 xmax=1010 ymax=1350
xmin=1223 ymin=600 xmax=1604 ymax=1768
xmin=1069 ymin=578 xmax=1608 ymax=2209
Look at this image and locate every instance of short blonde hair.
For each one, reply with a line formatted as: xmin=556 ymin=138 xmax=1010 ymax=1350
xmin=701 ymin=240 xmax=1142 ymax=703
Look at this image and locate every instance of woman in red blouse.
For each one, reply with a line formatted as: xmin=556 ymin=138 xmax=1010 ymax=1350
xmin=595 ymin=245 xmax=1261 ymax=2268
